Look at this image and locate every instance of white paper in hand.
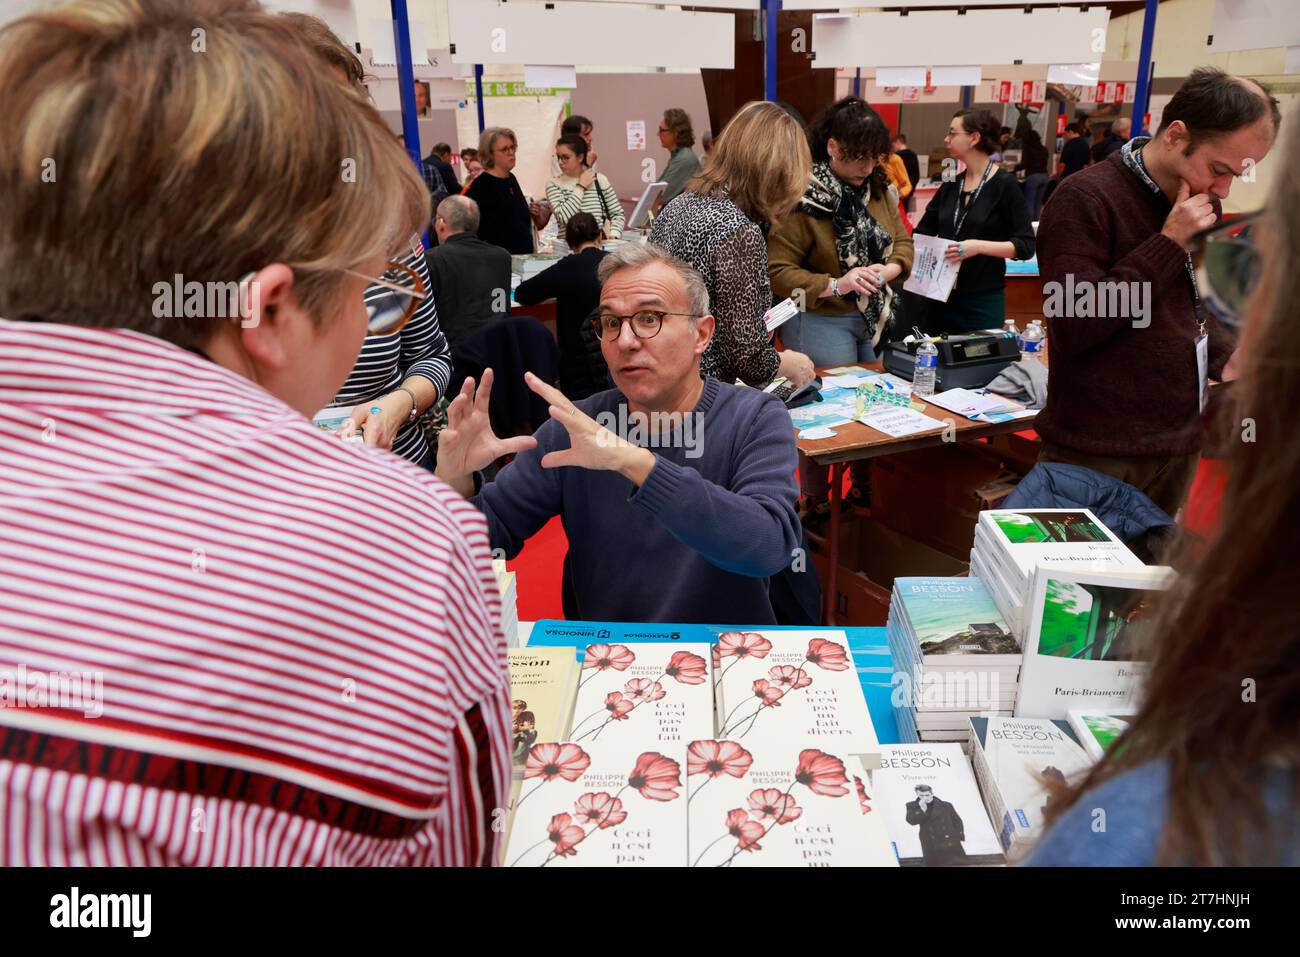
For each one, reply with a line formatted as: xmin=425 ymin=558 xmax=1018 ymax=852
xmin=904 ymin=234 xmax=961 ymax=302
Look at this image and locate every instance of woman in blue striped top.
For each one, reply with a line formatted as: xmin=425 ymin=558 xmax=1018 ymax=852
xmin=290 ymin=17 xmax=453 ymax=468
xmin=329 ymin=237 xmax=451 ymax=467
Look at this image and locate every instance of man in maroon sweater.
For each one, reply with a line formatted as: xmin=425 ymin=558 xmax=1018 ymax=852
xmin=1035 ymin=68 xmax=1281 ymax=517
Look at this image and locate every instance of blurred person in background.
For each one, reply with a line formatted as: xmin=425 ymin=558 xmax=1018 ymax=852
xmin=465 ymin=127 xmax=548 ymax=255
xmin=546 ymin=134 xmax=624 ymax=240
xmin=769 ymin=96 xmax=915 ymax=524
xmin=654 ymin=108 xmax=702 ymax=213
xmin=649 ymin=101 xmax=816 ymax=390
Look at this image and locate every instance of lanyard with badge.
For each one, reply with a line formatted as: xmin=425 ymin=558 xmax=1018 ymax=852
xmin=1129 ymin=141 xmax=1211 ymax=413
xmin=952 ymin=159 xmax=994 ymax=238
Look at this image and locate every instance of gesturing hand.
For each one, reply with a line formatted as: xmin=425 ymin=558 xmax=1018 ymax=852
xmin=436 ymin=369 xmax=538 ymax=487
xmin=1162 ymin=180 xmax=1218 ymax=250
xmin=524 ymin=372 xmax=655 ymax=484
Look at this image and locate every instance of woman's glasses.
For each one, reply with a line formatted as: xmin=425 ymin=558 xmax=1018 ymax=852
xmin=344 ymin=259 xmax=428 ymax=335
xmin=1192 ymin=209 xmax=1264 ymax=333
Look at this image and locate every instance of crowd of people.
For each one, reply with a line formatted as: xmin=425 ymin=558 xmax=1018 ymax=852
xmin=0 ymin=0 xmax=1294 ymax=868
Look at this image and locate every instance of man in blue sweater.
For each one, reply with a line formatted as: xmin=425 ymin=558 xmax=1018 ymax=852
xmin=434 ymin=243 xmax=802 ymax=623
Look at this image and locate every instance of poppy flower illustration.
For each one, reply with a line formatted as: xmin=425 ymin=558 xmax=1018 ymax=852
xmin=687 ymin=740 xmax=753 ymax=779
xmin=805 ymin=638 xmax=850 ymax=672
xmin=726 ymin=809 xmax=765 ymax=851
xmin=583 ymin=643 xmax=635 ymax=672
xmin=665 ymin=650 xmax=708 ymax=685
xmin=623 ymin=678 xmax=666 ymax=703
xmin=716 ymin=632 xmax=773 ymax=661
xmin=747 ymin=788 xmax=803 ymax=825
xmin=795 ymin=749 xmax=849 ymax=796
xmin=768 ymin=664 xmax=812 ymax=690
xmin=854 ymin=775 xmax=873 ymax=814
xmin=628 ymin=752 xmax=682 ymax=802
xmin=573 ymin=791 xmax=627 ymax=830
xmin=524 ymin=743 xmax=591 ymax=783
xmin=546 ymin=813 xmax=586 ymax=857
xmin=601 ymin=691 xmax=636 ymax=721
xmin=751 ymin=678 xmax=784 ymax=707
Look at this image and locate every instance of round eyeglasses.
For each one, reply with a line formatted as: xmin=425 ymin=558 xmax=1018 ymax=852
xmin=591 ymin=310 xmax=703 ymax=342
xmin=346 ymin=260 xmax=428 ymax=335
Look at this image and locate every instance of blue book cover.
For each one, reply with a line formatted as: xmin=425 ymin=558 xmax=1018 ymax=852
xmin=894 ymin=578 xmax=1018 ymax=661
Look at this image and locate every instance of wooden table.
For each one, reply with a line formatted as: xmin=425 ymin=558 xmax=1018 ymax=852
xmin=796 ymin=361 xmax=1039 ymax=625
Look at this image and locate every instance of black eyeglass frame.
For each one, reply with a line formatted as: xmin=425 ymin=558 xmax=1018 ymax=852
xmin=590 ymin=310 xmax=705 ymax=342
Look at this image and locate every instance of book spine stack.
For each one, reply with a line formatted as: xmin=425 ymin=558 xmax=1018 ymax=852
xmin=493 ymin=559 xmax=519 ymax=648
xmin=967 ymin=724 xmax=1028 ymax=863
xmin=886 ymin=584 xmax=1020 ymax=751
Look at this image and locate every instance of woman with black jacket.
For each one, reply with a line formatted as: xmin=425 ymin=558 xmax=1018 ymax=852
xmin=513 ymin=212 xmax=609 ymax=399
xmin=911 ymin=109 xmax=1035 ymax=334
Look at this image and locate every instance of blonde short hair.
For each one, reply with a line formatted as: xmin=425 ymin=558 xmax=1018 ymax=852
xmin=686 ymin=101 xmax=811 ymax=226
xmin=0 ymin=0 xmax=429 ymax=347
xmin=479 ymin=127 xmax=517 ymax=170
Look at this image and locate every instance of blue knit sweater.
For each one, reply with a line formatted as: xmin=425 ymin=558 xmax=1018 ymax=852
xmin=473 ymin=376 xmax=801 ymax=623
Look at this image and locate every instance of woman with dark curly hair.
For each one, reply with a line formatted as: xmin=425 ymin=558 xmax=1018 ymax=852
xmin=767 ymin=96 xmax=915 ymax=519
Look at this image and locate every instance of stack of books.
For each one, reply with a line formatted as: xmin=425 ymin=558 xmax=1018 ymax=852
xmin=970 ymin=509 xmax=1145 ymax=638
xmin=873 ymin=743 xmax=1006 ymax=866
xmin=886 ymin=577 xmax=1021 ymax=746
xmin=492 ymin=559 xmax=519 ymax=648
xmin=968 ymin=716 xmax=1093 ymax=862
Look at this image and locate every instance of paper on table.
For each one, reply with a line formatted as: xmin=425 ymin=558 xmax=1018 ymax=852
xmin=797 ymin=426 xmax=837 ymax=440
xmin=926 ymin=388 xmax=1015 ymax=419
xmin=858 ymin=406 xmax=945 ymax=438
xmin=903 ymin=234 xmax=961 ymax=303
xmin=873 ymin=372 xmax=914 ymax=395
xmin=820 ymin=373 xmax=876 ymax=390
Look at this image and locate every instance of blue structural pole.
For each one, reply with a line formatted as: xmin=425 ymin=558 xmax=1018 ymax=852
xmin=853 ymin=67 xmax=861 ymax=98
xmin=961 ymin=85 xmax=973 ymax=109
xmin=763 ymin=0 xmax=780 ymax=102
xmin=390 ymin=0 xmax=422 ymax=169
xmin=1131 ymin=0 xmax=1159 ymax=136
xmin=475 ymin=64 xmax=486 ymax=134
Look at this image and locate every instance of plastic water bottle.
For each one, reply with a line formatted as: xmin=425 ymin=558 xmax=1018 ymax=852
xmin=1002 ymin=318 xmax=1020 ymax=349
xmin=1032 ymin=318 xmax=1047 ymax=357
xmin=1019 ymin=319 xmax=1044 ymax=362
xmin=913 ymin=337 xmax=938 ymax=397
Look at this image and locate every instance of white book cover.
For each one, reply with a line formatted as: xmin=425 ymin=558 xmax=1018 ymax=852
xmin=978 ymin=509 xmax=1142 ymax=588
xmin=715 ymin=630 xmax=881 ymax=769
xmin=506 ymin=742 xmax=686 ymax=867
xmin=972 ymin=527 xmax=1027 ymax=606
xmin=874 ymin=744 xmax=1005 ymax=866
xmin=969 ymin=716 xmax=1093 ymax=854
xmin=1015 ymin=566 xmax=1174 ymax=719
xmin=686 ymin=740 xmax=896 ymax=867
xmin=1067 ymin=707 xmax=1137 ymax=762
xmin=568 ymin=643 xmax=713 ymax=751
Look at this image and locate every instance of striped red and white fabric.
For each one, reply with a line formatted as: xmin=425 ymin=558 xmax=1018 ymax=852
xmin=0 ymin=319 xmax=512 ymax=866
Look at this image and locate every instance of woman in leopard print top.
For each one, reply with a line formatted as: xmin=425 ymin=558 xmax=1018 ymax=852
xmin=649 ymin=101 xmax=815 ymax=389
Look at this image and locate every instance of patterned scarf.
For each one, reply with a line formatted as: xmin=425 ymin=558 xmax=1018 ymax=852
xmin=798 ymin=162 xmax=894 ymax=342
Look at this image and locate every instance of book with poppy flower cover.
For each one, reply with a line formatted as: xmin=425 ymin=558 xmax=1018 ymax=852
xmin=568 ymin=643 xmax=714 ymax=753
xmin=507 ymin=648 xmax=581 ymax=774
xmin=874 ymin=744 xmax=1005 ymax=866
xmin=505 ymin=742 xmax=688 ymax=867
xmin=968 ymin=716 xmax=1092 ymax=862
xmin=713 ymin=630 xmax=882 ymax=770
xmin=686 ymin=740 xmax=897 ymax=867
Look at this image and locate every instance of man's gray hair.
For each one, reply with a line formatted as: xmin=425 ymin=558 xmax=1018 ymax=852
xmin=596 ymin=242 xmax=710 ymax=319
xmin=437 ymin=194 xmax=479 ymax=234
